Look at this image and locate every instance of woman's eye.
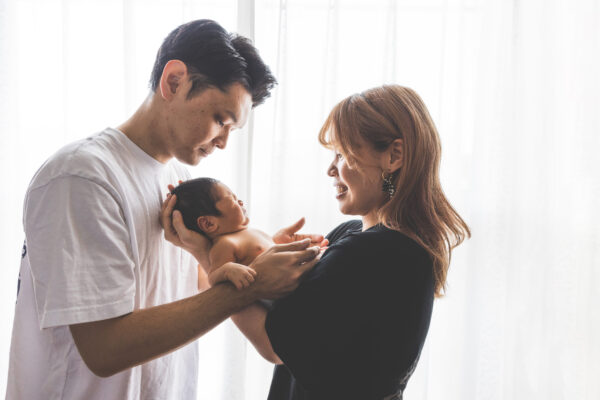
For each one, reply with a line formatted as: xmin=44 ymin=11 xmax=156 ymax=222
xmin=217 ymin=120 xmax=225 ymax=127
xmin=336 ymin=153 xmax=343 ymax=160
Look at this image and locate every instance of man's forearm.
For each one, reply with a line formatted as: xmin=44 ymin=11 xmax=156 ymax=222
xmin=70 ymin=282 xmax=255 ymax=377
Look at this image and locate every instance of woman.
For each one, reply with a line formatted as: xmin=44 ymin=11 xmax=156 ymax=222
xmin=262 ymin=85 xmax=470 ymax=399
xmin=165 ymin=84 xmax=469 ymax=399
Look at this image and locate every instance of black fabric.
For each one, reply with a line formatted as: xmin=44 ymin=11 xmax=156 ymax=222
xmin=265 ymin=220 xmax=434 ymax=400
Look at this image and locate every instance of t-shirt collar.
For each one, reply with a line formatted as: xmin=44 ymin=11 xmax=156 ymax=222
xmin=107 ymin=127 xmax=167 ymax=171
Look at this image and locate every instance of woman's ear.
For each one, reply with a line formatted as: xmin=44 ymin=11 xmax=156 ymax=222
xmin=387 ymin=138 xmax=404 ymax=172
xmin=197 ymin=216 xmax=218 ymax=234
xmin=159 ymin=60 xmax=188 ymax=100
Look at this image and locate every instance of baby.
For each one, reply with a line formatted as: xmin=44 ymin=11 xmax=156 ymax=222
xmin=171 ymin=177 xmax=326 ymax=363
xmin=171 ymin=177 xmax=275 ymax=290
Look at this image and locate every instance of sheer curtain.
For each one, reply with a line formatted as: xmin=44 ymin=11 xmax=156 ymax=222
xmin=1 ymin=0 xmax=599 ymax=399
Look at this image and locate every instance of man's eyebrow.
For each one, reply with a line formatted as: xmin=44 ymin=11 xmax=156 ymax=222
xmin=225 ymin=110 xmax=238 ymax=123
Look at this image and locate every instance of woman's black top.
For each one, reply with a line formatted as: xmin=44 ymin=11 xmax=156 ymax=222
xmin=265 ymin=220 xmax=435 ymax=400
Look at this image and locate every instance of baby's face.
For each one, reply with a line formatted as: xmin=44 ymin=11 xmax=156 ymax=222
xmin=212 ymin=183 xmax=249 ymax=234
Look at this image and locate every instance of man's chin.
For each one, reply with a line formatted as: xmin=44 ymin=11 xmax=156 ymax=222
xmin=176 ymin=154 xmax=204 ymax=166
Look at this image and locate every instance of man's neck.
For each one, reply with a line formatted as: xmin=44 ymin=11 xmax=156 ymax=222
xmin=118 ymin=94 xmax=172 ymax=164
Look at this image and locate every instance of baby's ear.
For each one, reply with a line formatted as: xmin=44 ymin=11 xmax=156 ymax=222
xmin=197 ymin=216 xmax=218 ymax=233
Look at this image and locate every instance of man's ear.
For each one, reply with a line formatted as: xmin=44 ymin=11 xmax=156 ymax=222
xmin=197 ymin=216 xmax=218 ymax=234
xmin=159 ymin=60 xmax=188 ymax=100
xmin=386 ymin=138 xmax=404 ymax=172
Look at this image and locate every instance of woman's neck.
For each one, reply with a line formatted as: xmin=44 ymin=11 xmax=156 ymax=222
xmin=362 ymin=212 xmax=379 ymax=231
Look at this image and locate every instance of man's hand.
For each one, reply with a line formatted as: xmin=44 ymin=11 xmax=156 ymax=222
xmin=160 ymin=191 xmax=211 ymax=267
xmin=249 ymin=239 xmax=321 ymax=299
xmin=272 ymin=217 xmax=325 ymax=246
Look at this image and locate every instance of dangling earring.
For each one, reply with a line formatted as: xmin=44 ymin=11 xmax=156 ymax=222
xmin=381 ymin=171 xmax=395 ymax=199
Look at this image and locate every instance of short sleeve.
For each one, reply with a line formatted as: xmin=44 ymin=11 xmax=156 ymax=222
xmin=24 ymin=175 xmax=136 ymax=328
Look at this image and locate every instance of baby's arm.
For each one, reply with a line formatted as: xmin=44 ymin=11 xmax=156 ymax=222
xmin=208 ymin=240 xmax=257 ymax=290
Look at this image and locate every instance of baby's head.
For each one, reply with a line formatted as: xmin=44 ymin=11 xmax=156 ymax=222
xmin=171 ymin=178 xmax=249 ymax=239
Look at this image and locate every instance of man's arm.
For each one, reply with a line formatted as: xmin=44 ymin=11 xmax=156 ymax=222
xmin=70 ymin=282 xmax=253 ymax=377
xmin=70 ymin=239 xmax=320 ymax=377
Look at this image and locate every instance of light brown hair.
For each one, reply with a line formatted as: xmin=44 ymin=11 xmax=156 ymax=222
xmin=319 ymin=85 xmax=470 ymax=297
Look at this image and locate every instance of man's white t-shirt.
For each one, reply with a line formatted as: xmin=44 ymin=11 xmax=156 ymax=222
xmin=6 ymin=128 xmax=199 ymax=400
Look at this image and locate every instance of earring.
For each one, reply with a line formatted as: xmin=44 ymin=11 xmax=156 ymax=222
xmin=381 ymin=171 xmax=395 ymax=199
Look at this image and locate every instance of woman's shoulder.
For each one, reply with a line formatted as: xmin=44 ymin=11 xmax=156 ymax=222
xmin=364 ymin=225 xmax=427 ymax=252
xmin=331 ymin=223 xmax=427 ymax=258
xmin=325 ymin=220 xmax=363 ymax=245
xmin=316 ymin=223 xmax=430 ymax=280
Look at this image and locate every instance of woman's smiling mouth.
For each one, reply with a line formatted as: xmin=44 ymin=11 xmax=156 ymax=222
xmin=335 ymin=183 xmax=348 ymax=198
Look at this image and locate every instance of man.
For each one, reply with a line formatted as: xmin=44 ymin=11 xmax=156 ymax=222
xmin=7 ymin=19 xmax=320 ymax=399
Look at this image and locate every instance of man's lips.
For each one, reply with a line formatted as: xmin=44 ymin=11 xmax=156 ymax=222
xmin=199 ymin=148 xmax=213 ymax=157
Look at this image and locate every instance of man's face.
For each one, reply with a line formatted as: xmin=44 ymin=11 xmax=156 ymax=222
xmin=165 ymin=81 xmax=252 ymax=165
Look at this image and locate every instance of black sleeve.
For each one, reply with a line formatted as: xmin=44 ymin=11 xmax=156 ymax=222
xmin=324 ymin=220 xmax=362 ymax=244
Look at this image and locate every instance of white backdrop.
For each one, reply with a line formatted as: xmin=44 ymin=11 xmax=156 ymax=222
xmin=1 ymin=0 xmax=599 ymax=399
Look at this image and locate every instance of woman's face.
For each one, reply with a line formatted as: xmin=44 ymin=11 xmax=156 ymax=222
xmin=327 ymin=145 xmax=387 ymax=226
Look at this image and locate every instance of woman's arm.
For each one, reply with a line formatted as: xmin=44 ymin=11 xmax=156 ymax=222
xmin=231 ymin=304 xmax=282 ymax=364
xmin=209 ymin=241 xmax=281 ymax=363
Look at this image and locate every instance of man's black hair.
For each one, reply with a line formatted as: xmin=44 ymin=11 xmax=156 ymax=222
xmin=171 ymin=177 xmax=221 ymax=235
xmin=150 ymin=19 xmax=277 ymax=107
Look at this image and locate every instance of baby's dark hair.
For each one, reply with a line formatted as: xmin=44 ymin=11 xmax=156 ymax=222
xmin=171 ymin=177 xmax=221 ymax=235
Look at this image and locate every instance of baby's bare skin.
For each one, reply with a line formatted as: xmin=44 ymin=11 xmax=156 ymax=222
xmin=207 ymin=227 xmax=274 ymax=289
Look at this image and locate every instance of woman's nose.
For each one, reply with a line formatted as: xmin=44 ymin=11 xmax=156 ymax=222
xmin=327 ymin=162 xmax=337 ymax=177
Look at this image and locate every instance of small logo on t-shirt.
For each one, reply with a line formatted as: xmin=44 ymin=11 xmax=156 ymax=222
xmin=17 ymin=240 xmax=26 ymax=301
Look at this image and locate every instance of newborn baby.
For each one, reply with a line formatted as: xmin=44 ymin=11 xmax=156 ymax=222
xmin=171 ymin=177 xmax=275 ymax=290
xmin=171 ymin=177 xmax=326 ymax=363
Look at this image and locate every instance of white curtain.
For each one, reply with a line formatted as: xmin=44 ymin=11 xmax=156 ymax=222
xmin=1 ymin=0 xmax=598 ymax=399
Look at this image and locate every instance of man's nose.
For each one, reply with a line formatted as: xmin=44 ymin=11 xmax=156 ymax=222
xmin=214 ymin=130 xmax=230 ymax=150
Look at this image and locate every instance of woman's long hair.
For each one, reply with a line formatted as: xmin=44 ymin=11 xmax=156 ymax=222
xmin=319 ymin=85 xmax=470 ymax=297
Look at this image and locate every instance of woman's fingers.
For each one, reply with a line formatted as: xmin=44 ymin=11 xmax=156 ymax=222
xmin=287 ymin=217 xmax=305 ymax=233
xmin=270 ymin=238 xmax=312 ymax=252
xmin=294 ymin=233 xmax=325 ymax=244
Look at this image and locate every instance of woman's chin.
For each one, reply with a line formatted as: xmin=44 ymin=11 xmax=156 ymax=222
xmin=337 ymin=203 xmax=353 ymax=215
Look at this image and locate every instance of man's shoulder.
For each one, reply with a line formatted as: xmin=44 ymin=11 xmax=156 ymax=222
xmin=28 ymin=129 xmax=123 ymax=188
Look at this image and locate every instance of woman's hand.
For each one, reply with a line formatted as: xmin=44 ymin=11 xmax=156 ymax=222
xmin=273 ymin=217 xmax=325 ymax=246
xmin=160 ymin=191 xmax=211 ymax=267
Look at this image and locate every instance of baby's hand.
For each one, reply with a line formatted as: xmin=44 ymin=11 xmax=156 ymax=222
xmin=224 ymin=264 xmax=258 ymax=290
